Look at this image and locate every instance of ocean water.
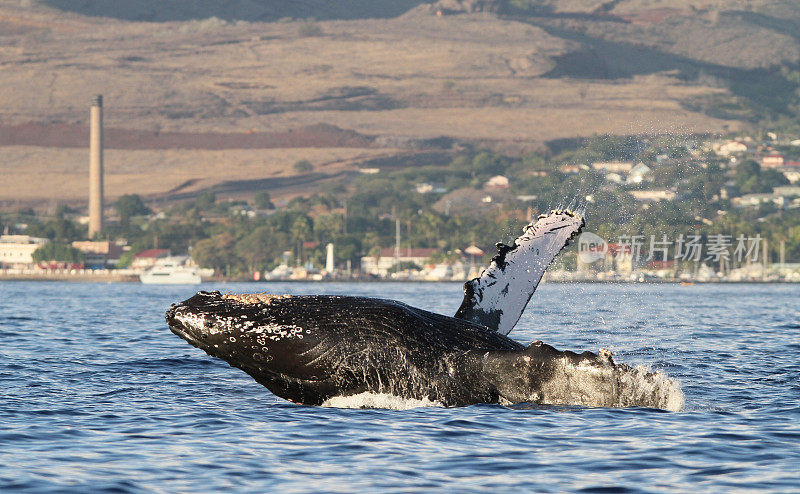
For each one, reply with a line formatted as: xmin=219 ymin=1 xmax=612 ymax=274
xmin=1 ymin=281 xmax=799 ymax=492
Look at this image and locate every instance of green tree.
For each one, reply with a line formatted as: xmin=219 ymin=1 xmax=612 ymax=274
xmin=735 ymin=160 xmax=788 ymax=194
xmin=195 ymin=191 xmax=217 ymax=211
xmin=191 ymin=233 xmax=237 ymax=273
xmin=26 ymin=216 xmax=85 ymax=242
xmin=32 ymin=242 xmax=84 ymax=264
xmin=114 ymin=194 xmax=150 ymax=228
xmin=293 ymin=160 xmax=314 ymax=173
xmin=290 ymin=216 xmax=313 ymax=263
xmin=312 ymin=213 xmax=343 ymax=242
xmin=332 ymin=234 xmax=362 ymax=267
xmin=234 ymin=226 xmax=289 ymax=273
xmin=297 ymin=22 xmax=323 ymax=37
xmin=253 ymin=191 xmax=274 ymax=209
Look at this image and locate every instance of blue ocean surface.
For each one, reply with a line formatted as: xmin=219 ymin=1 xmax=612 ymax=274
xmin=1 ymin=281 xmax=799 ymax=492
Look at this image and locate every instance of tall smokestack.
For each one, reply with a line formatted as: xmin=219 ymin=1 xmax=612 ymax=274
xmin=88 ymin=95 xmax=104 ymax=238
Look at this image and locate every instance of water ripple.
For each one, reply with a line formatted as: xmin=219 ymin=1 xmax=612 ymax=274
xmin=1 ymin=281 xmax=799 ymax=491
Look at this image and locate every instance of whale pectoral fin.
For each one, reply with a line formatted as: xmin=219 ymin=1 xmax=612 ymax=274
xmin=454 ymin=209 xmax=584 ymax=335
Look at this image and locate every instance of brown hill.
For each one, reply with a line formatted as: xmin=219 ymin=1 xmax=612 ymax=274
xmin=4 ymin=1 xmax=799 ymax=205
xmin=0 ymin=123 xmax=374 ymax=149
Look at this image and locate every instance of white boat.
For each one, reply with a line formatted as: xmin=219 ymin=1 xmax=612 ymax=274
xmin=140 ymin=257 xmax=202 ymax=284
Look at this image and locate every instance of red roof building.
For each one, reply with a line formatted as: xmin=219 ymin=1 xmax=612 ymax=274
xmin=134 ymin=249 xmax=169 ymax=259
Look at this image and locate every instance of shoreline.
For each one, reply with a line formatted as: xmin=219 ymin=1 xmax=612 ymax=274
xmin=0 ymin=273 xmax=795 ymax=284
xmin=0 ymin=272 xmax=139 ymax=282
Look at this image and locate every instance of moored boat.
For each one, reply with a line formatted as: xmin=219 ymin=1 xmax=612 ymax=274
xmin=140 ymin=257 xmax=202 ymax=284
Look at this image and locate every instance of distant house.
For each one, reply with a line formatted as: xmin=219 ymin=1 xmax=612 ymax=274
xmin=655 ymin=154 xmax=671 ymax=165
xmin=72 ymin=240 xmax=126 ymax=269
xmin=607 ymin=243 xmax=633 ymax=275
xmin=773 ymin=186 xmax=800 ymax=197
xmin=761 ymin=154 xmax=785 ymax=168
xmin=131 ymin=249 xmax=170 ymax=270
xmin=416 ymin=183 xmax=434 ymax=194
xmin=0 ymin=235 xmax=47 ymax=269
xmin=629 ymin=189 xmax=676 ymax=202
xmin=361 ymin=247 xmax=438 ymax=277
xmin=415 ymin=183 xmax=446 ymax=194
xmin=592 ymin=161 xmax=634 ymax=173
xmin=720 ymin=182 xmax=738 ymax=200
xmin=732 ymin=194 xmax=785 ymax=208
xmin=577 ymin=242 xmax=634 ymax=275
xmin=626 ymin=163 xmax=652 ymax=184
xmin=485 ymin=175 xmax=509 ymax=190
xmin=714 ymin=140 xmax=748 ymax=157
xmin=558 ymin=164 xmax=580 ymax=174
xmin=647 ymin=260 xmax=675 ymax=270
xmin=777 ymin=165 xmax=800 ymax=184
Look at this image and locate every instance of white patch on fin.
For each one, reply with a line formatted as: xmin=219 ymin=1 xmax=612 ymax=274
xmin=454 ymin=209 xmax=584 ymax=335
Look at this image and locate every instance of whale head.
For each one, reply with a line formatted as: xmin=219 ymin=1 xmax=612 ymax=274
xmin=166 ymin=291 xmax=315 ymax=378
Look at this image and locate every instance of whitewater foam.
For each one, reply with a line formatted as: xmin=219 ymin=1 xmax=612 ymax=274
xmin=534 ymin=358 xmax=685 ymax=411
xmin=322 ymin=392 xmax=443 ymax=410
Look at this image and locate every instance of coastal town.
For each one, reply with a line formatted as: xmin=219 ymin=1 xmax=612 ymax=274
xmin=2 ymin=124 xmax=800 ymax=283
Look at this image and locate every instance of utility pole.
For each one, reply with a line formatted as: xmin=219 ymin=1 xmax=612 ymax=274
xmin=395 ymin=216 xmax=401 ymax=261
xmin=343 ymin=199 xmax=348 ymax=235
xmin=406 ymin=219 xmax=411 ymax=257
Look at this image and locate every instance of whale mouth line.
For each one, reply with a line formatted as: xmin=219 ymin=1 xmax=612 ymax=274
xmin=168 ymin=321 xmax=205 ymax=350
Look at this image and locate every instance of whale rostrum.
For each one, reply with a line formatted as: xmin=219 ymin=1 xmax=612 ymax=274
xmin=166 ymin=210 xmax=684 ymax=410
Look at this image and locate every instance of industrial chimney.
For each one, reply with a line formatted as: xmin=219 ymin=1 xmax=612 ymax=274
xmin=88 ymin=95 xmax=104 ymax=238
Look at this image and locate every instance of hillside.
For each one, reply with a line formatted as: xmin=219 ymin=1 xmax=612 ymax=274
xmin=1 ymin=0 xmax=798 ymax=206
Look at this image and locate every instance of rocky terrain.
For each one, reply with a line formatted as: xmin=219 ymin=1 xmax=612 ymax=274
xmin=1 ymin=0 xmax=798 ymax=206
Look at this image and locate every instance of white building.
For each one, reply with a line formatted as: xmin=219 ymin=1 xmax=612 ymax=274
xmin=0 ymin=235 xmax=48 ymax=268
xmin=361 ymin=248 xmax=438 ymax=277
xmin=732 ymin=194 xmax=786 ymax=208
xmin=485 ymin=175 xmax=509 ymax=189
xmin=762 ymin=154 xmax=785 ymax=169
xmin=72 ymin=240 xmax=126 ymax=268
xmin=592 ymin=161 xmax=634 ymax=173
xmin=629 ymin=189 xmax=676 ymax=202
xmin=714 ymin=140 xmax=748 ymax=157
xmin=773 ymin=186 xmax=800 ymax=197
xmin=626 ymin=163 xmax=652 ymax=184
xmin=779 ymin=167 xmax=800 ymax=184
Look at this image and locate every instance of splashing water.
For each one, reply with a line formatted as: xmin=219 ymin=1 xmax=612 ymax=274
xmin=322 ymin=392 xmax=443 ymax=410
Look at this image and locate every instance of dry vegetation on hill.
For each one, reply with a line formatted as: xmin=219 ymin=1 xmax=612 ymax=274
xmin=1 ymin=0 xmax=798 ymax=206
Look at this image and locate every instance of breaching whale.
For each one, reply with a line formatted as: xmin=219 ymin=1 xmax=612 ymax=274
xmin=166 ymin=209 xmax=683 ymax=410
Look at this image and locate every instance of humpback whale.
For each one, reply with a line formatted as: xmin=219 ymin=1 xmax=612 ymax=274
xmin=166 ymin=210 xmax=683 ymax=410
